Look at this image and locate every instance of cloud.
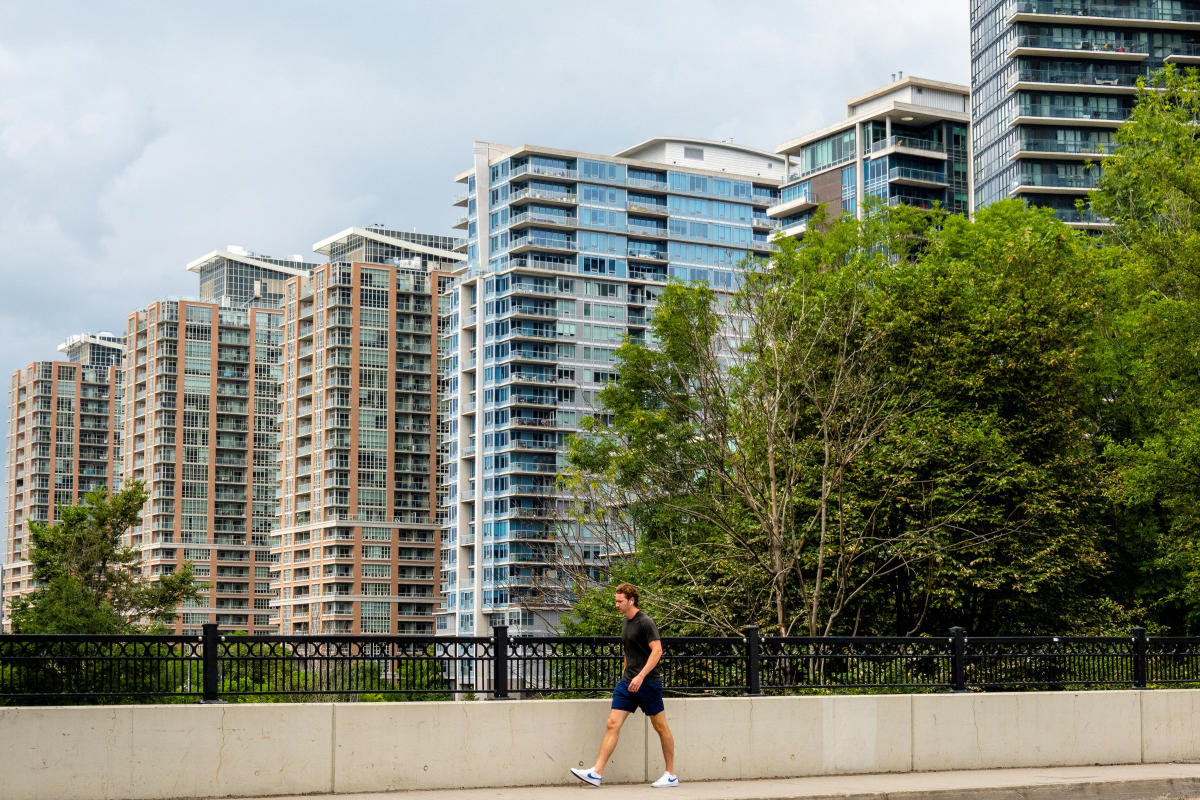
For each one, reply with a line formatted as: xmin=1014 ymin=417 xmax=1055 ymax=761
xmin=0 ymin=0 xmax=970 ymax=534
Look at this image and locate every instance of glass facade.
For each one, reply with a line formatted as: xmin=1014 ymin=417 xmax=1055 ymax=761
xmin=193 ymin=251 xmax=316 ymax=310
xmin=971 ymin=0 xmax=1200 ymax=223
xmin=439 ymin=142 xmax=781 ymax=636
xmin=772 ymin=79 xmax=971 ymax=229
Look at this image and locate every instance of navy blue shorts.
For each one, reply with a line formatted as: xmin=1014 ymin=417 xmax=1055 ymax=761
xmin=611 ymin=679 xmax=665 ymax=716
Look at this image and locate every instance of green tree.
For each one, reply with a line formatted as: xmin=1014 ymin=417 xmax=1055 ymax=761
xmin=1091 ymin=65 xmax=1200 ymax=631
xmin=868 ymin=200 xmax=1112 ymax=634
xmin=9 ymin=482 xmax=202 ymax=633
xmin=565 ymin=202 xmax=1109 ymax=637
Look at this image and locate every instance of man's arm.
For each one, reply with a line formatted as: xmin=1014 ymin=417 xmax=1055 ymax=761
xmin=628 ymin=640 xmax=662 ymax=692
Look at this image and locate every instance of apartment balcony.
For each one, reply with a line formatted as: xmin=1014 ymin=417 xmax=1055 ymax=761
xmin=508 ymin=186 xmax=577 ymax=206
xmin=611 ymin=168 xmax=664 ymax=190
xmin=1013 ymin=102 xmax=1128 ymax=128
xmin=627 ymin=222 xmax=668 ymax=239
xmin=508 ymin=255 xmax=577 ymax=274
xmin=767 ymin=190 xmax=818 ymax=219
xmin=508 ymin=210 xmax=577 ymax=231
xmin=887 ymin=195 xmax=944 ymax=210
xmin=1054 ymin=207 xmax=1114 ymax=229
xmin=508 ymin=370 xmax=559 ymax=386
xmin=1013 ymin=137 xmax=1116 ymax=160
xmin=1161 ymin=39 xmax=1200 ymax=63
xmin=509 ymin=234 xmax=576 ymax=256
xmin=868 ymin=135 xmax=947 ymax=159
xmin=627 ymin=244 xmax=667 ymax=262
xmin=1013 ymin=173 xmax=1101 ymax=195
xmin=888 ymin=166 xmax=949 ymax=189
xmin=508 ymin=347 xmax=557 ymax=364
xmin=510 ymin=302 xmax=557 ymax=320
xmin=1011 ymin=67 xmax=1146 ymax=94
xmin=509 ymin=438 xmax=561 ymax=453
xmin=1009 ymin=1 xmax=1200 ymax=30
xmin=626 ymin=198 xmax=669 ymax=216
xmin=1009 ymin=33 xmax=1148 ymax=60
xmin=509 ymin=163 xmax=578 ymax=182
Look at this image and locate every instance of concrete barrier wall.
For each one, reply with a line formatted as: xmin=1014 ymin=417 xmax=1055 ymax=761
xmin=3 ymin=690 xmax=1200 ymax=800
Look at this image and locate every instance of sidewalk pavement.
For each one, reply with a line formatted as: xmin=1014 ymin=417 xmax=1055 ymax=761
xmin=215 ymin=763 xmax=1200 ymax=800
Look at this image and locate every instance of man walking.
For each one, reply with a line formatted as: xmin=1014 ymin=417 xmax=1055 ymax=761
xmin=570 ymin=583 xmax=678 ymax=788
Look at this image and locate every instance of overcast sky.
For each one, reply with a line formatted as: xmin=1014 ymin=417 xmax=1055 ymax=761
xmin=0 ymin=0 xmax=969 ymax=534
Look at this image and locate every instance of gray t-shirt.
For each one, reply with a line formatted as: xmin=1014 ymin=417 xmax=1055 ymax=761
xmin=620 ymin=610 xmax=662 ymax=683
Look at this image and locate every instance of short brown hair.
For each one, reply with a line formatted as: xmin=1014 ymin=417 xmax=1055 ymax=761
xmin=614 ymin=582 xmax=639 ymax=606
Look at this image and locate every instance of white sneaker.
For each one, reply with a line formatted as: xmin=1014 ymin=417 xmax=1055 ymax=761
xmin=570 ymin=767 xmax=602 ymax=786
xmin=651 ymin=771 xmax=679 ymax=788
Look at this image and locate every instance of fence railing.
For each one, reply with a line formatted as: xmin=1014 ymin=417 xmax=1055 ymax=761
xmin=2 ymin=625 xmax=1198 ymax=704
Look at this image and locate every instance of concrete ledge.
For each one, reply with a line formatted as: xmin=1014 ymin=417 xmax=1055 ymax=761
xmin=911 ymin=691 xmax=1142 ymax=771
xmin=3 ymin=691 xmax=1200 ymax=800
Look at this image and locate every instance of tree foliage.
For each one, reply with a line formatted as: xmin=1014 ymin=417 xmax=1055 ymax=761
xmin=1091 ymin=65 xmax=1200 ymax=630
xmin=9 ymin=482 xmax=202 ymax=633
xmin=565 ymin=200 xmax=1112 ymax=636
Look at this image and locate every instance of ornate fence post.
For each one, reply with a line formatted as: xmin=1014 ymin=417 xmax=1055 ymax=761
xmin=201 ymin=623 xmax=223 ymax=703
xmin=1132 ymin=626 xmax=1148 ymax=689
xmin=743 ymin=625 xmax=761 ymax=696
xmin=490 ymin=624 xmax=511 ymax=700
xmin=949 ymin=626 xmax=967 ymax=693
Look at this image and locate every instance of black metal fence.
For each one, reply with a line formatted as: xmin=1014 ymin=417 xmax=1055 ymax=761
xmin=2 ymin=625 xmax=1198 ymax=705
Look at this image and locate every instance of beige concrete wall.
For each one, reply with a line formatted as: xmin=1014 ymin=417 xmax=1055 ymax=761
xmin=911 ymin=691 xmax=1143 ymax=771
xmin=3 ymin=691 xmax=1200 ymax=800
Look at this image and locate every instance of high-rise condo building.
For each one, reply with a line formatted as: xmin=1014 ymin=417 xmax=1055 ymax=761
xmin=122 ymin=300 xmax=283 ymax=633
xmin=439 ymin=139 xmax=783 ymax=636
xmin=57 ymin=332 xmax=125 ymax=367
xmin=190 ymin=247 xmax=317 ymax=309
xmin=272 ymin=226 xmax=463 ymax=634
xmin=970 ymin=0 xmax=1200 ymax=226
xmin=4 ymin=334 xmax=124 ymax=629
xmin=121 ymin=249 xmax=318 ymax=634
xmin=769 ymin=76 xmax=971 ymax=238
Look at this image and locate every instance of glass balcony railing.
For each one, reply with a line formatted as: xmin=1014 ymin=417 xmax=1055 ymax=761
xmin=1019 ymin=103 xmax=1129 ymax=121
xmin=510 ymin=163 xmax=578 ymax=181
xmin=626 ymin=176 xmax=668 ymax=191
xmin=888 ymin=166 xmax=947 ymax=183
xmin=1018 ymin=137 xmax=1116 ymax=155
xmin=510 ymin=235 xmax=576 ymax=252
xmin=509 ymin=186 xmax=577 ymax=204
xmin=1016 ymin=67 xmax=1144 ymax=87
xmin=887 ymin=195 xmax=942 ymax=209
xmin=508 ymin=255 xmax=575 ymax=273
xmin=627 ymin=222 xmax=668 ymax=237
xmin=871 ymin=135 xmax=945 ymax=154
xmin=1015 ymin=33 xmax=1144 ymax=52
xmin=1013 ymin=1 xmax=1200 ymax=23
xmin=627 ymin=199 xmax=668 ymax=214
xmin=509 ymin=210 xmax=575 ymax=227
xmin=1048 ymin=207 xmax=1111 ymax=224
xmin=628 ymin=243 xmax=667 ymax=260
xmin=1163 ymin=40 xmax=1200 ymax=59
xmin=1017 ymin=173 xmax=1101 ymax=189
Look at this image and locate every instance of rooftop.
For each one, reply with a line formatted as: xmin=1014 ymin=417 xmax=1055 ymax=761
xmin=775 ymin=76 xmax=970 ymax=156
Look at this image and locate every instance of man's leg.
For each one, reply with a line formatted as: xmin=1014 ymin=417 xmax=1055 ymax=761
xmin=593 ymin=708 xmax=631 ymax=775
xmin=649 ymin=711 xmax=675 ymax=775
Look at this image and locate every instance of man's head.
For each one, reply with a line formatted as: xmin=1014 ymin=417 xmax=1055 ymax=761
xmin=614 ymin=582 xmax=639 ymax=619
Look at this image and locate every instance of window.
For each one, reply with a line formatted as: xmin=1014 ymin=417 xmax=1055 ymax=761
xmin=683 ymin=146 xmax=704 ymax=160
